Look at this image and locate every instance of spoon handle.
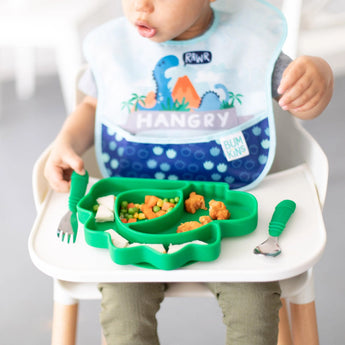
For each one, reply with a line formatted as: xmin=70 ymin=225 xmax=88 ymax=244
xmin=268 ymin=200 xmax=296 ymax=237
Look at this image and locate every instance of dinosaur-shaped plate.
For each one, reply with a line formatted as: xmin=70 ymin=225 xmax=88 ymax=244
xmin=77 ymin=177 xmax=258 ymax=270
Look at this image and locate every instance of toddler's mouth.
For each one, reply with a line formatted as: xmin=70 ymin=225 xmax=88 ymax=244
xmin=135 ymin=21 xmax=156 ymax=38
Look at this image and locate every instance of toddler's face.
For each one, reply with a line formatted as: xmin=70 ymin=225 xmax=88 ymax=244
xmin=122 ymin=0 xmax=215 ymax=42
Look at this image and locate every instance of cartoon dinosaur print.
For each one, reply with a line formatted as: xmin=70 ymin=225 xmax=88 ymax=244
xmin=137 ymin=55 xmax=179 ymax=111
xmin=198 ymin=83 xmax=230 ymax=111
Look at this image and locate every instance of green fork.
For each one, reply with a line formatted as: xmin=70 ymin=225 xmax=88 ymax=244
xmin=57 ymin=171 xmax=89 ymax=243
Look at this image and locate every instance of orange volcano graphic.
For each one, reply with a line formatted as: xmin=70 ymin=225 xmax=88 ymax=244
xmin=172 ymin=75 xmax=201 ymax=109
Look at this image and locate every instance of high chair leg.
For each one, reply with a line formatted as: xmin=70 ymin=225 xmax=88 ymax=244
xmin=277 ymin=298 xmax=293 ymax=345
xmin=290 ymin=301 xmax=319 ymax=345
xmin=51 ymin=301 xmax=78 ymax=345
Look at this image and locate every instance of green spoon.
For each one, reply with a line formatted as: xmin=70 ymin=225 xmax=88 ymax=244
xmin=253 ymin=200 xmax=296 ymax=257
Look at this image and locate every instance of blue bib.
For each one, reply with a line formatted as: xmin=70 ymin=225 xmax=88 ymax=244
xmin=83 ymin=0 xmax=287 ymax=190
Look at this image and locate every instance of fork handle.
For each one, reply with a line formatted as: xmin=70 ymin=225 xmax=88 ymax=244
xmin=68 ymin=171 xmax=89 ymax=212
xmin=268 ymin=199 xmax=296 ymax=237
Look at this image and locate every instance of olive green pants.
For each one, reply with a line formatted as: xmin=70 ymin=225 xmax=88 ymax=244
xmin=98 ymin=281 xmax=281 ymax=345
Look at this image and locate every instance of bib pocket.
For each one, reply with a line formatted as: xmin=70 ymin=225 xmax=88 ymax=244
xmin=98 ymin=116 xmax=274 ymax=190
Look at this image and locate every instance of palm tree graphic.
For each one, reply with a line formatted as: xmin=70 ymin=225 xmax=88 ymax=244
xmin=122 ymin=93 xmax=146 ymax=113
xmin=228 ymin=92 xmax=243 ymax=107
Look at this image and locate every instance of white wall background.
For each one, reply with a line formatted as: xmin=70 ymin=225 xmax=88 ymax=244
xmin=0 ymin=0 xmax=123 ymax=81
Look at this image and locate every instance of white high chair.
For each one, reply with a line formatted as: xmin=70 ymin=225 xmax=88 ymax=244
xmin=29 ymin=1 xmax=329 ymax=344
xmin=29 ymin=63 xmax=327 ymax=345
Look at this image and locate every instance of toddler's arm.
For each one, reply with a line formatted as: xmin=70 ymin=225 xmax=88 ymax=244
xmin=277 ymin=56 xmax=333 ymax=119
xmin=44 ymin=96 xmax=97 ymax=193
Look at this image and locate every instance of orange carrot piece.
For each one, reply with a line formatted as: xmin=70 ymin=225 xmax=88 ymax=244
xmin=155 ymin=210 xmax=166 ymax=217
xmin=144 ymin=195 xmax=160 ymax=208
xmin=141 ymin=204 xmax=157 ymax=220
xmin=162 ymin=201 xmax=175 ymax=211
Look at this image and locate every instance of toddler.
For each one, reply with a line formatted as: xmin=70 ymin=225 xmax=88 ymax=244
xmin=44 ymin=0 xmax=333 ymax=344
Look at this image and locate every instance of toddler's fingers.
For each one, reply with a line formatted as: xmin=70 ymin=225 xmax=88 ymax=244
xmin=286 ymin=91 xmax=322 ymax=113
xmin=277 ymin=61 xmax=306 ymax=95
xmin=44 ymin=150 xmax=85 ymax=193
xmin=63 ymin=151 xmax=85 ymax=176
xmin=279 ymin=79 xmax=315 ymax=110
xmin=45 ymin=165 xmax=71 ymax=193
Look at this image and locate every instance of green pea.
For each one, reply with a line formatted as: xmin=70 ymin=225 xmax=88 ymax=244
xmin=169 ymin=198 xmax=175 ymax=204
xmin=128 ymin=207 xmax=138 ymax=214
xmin=121 ymin=201 xmax=128 ymax=209
xmin=174 ymin=197 xmax=180 ymax=203
xmin=153 ymin=205 xmax=161 ymax=213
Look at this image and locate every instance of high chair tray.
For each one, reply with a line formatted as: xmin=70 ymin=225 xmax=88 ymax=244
xmin=77 ymin=178 xmax=258 ymax=270
xmin=29 ymin=165 xmax=326 ymax=283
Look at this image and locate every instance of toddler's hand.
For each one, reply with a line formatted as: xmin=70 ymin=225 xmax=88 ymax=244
xmin=277 ymin=56 xmax=333 ymax=119
xmin=44 ymin=143 xmax=85 ymax=193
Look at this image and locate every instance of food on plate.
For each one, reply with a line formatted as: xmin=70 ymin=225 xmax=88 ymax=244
xmin=94 ymin=194 xmax=116 ymax=222
xmin=209 ymin=200 xmax=231 ymax=220
xmin=141 ymin=203 xmax=158 ymax=220
xmin=127 ymin=242 xmax=166 ymax=253
xmin=177 ymin=221 xmax=203 ymax=233
xmin=177 ymin=215 xmax=213 ymax=233
xmin=184 ymin=192 xmax=207 ymax=214
xmin=145 ymin=243 xmax=166 ymax=253
xmin=105 ymin=230 xmax=166 ymax=253
xmin=105 ymin=229 xmax=129 ymax=248
xmin=168 ymin=240 xmax=207 ymax=254
xmin=120 ymin=194 xmax=179 ymax=221
xmin=144 ymin=195 xmax=160 ymax=208
xmin=95 ymin=204 xmax=115 ymax=222
xmin=161 ymin=201 xmax=175 ymax=211
xmin=96 ymin=195 xmax=116 ymax=212
xmin=199 ymin=215 xmax=212 ymax=225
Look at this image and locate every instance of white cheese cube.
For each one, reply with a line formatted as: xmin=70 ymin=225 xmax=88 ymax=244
xmin=95 ymin=204 xmax=114 ymax=222
xmin=146 ymin=244 xmax=166 ymax=254
xmin=105 ymin=229 xmax=129 ymax=248
xmin=96 ymin=195 xmax=116 ymax=212
xmin=168 ymin=240 xmax=207 ymax=254
xmin=127 ymin=243 xmax=142 ymax=248
xmin=127 ymin=243 xmax=166 ymax=253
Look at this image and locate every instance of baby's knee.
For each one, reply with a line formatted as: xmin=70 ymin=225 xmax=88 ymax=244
xmin=213 ymin=282 xmax=281 ymax=345
xmin=215 ymin=282 xmax=281 ymax=320
xmin=98 ymin=282 xmax=166 ymax=315
xmin=98 ymin=283 xmax=165 ymax=345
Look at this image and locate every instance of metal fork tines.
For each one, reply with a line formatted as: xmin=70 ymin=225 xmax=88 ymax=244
xmin=57 ymin=210 xmax=74 ymax=243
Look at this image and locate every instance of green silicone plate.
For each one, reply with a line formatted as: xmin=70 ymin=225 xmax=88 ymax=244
xmin=77 ymin=177 xmax=258 ymax=270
